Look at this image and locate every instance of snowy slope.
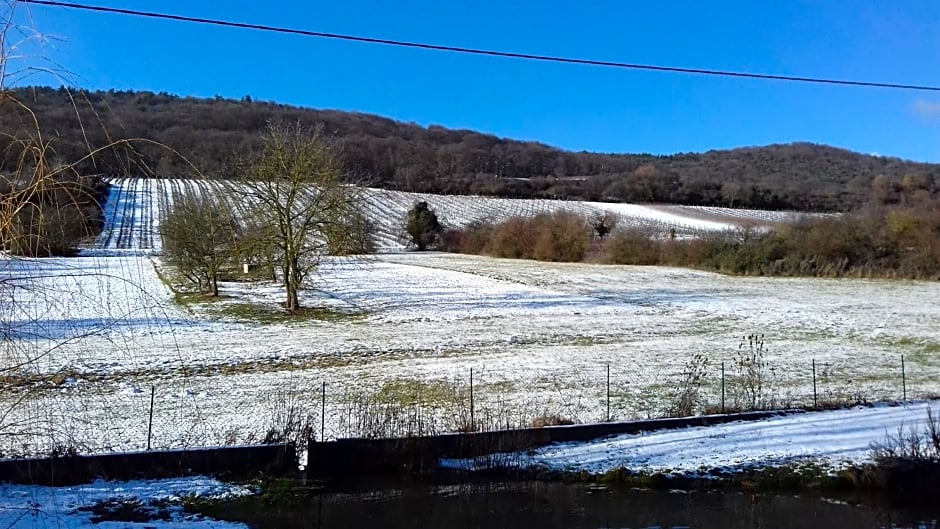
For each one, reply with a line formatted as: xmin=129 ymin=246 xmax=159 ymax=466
xmin=93 ymin=178 xmax=811 ymax=252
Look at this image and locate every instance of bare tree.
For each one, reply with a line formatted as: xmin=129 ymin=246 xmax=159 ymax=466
xmin=239 ymin=123 xmax=367 ymax=313
xmin=161 ymin=192 xmax=237 ymax=297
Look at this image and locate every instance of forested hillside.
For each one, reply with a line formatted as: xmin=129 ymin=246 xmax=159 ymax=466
xmin=3 ymin=86 xmax=939 ymax=212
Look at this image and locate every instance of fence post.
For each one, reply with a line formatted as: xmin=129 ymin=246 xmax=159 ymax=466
xmin=812 ymin=358 xmax=818 ymax=409
xmin=720 ymin=362 xmax=725 ymax=414
xmin=901 ymin=355 xmax=907 ymax=402
xmin=320 ymin=381 xmax=326 ymax=442
xmin=469 ymin=368 xmax=475 ymax=432
xmin=606 ymin=363 xmax=611 ymax=422
xmin=146 ymin=385 xmax=155 ymax=450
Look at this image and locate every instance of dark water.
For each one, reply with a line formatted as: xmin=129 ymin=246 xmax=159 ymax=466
xmin=219 ymin=482 xmax=939 ymax=529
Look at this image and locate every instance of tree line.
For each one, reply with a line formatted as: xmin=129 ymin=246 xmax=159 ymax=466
xmin=5 ymin=86 xmax=940 ymax=213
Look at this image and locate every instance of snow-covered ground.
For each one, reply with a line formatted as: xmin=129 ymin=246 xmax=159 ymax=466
xmin=444 ymin=400 xmax=940 ymax=475
xmin=1 ymin=177 xmax=937 ymax=457
xmin=0 ymin=476 xmax=250 ymax=528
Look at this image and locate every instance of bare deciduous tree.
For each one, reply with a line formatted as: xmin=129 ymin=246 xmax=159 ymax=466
xmin=161 ymin=192 xmax=237 ymax=297
xmin=239 ymin=123 xmax=367 ymax=313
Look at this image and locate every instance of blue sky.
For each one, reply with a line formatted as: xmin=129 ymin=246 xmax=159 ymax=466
xmin=9 ymin=0 xmax=940 ymax=161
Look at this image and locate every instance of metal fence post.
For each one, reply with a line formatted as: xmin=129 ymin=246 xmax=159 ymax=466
xmin=812 ymin=358 xmax=818 ymax=409
xmin=606 ymin=363 xmax=611 ymax=422
xmin=720 ymin=362 xmax=725 ymax=414
xmin=470 ymin=368 xmax=475 ymax=431
xmin=321 ymin=381 xmax=326 ymax=442
xmin=147 ymin=385 xmax=155 ymax=450
xmin=901 ymin=355 xmax=907 ymax=402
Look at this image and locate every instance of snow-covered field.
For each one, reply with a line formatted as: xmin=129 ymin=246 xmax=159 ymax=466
xmin=1 ymin=178 xmax=938 ymax=457
xmin=91 ymin=177 xmax=810 ymax=252
xmin=445 ymin=401 xmax=940 ymax=475
xmin=0 ymin=476 xmax=250 ymax=528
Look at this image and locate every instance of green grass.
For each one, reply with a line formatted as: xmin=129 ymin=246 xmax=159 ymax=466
xmin=184 ymin=478 xmax=310 ymax=525
xmin=209 ymin=302 xmax=367 ymax=324
xmin=582 ymin=461 xmax=857 ymax=493
xmin=369 ymin=378 xmax=465 ymax=407
xmin=886 ymin=337 xmax=940 ymax=366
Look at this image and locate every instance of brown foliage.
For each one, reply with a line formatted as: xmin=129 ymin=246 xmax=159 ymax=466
xmin=602 ymin=228 xmax=663 ymax=265
xmin=442 ymin=199 xmax=940 ymax=280
xmin=531 ymin=211 xmax=591 ymax=262
xmin=445 ymin=211 xmax=592 ymax=262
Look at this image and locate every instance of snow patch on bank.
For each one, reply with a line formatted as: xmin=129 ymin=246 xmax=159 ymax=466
xmin=444 ymin=401 xmax=940 ymax=475
xmin=0 ymin=476 xmax=252 ymax=528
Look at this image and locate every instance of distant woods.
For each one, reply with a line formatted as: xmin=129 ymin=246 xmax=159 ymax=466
xmin=4 ymin=86 xmax=940 ymax=213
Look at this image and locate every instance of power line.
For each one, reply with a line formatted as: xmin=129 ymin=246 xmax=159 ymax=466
xmin=20 ymin=0 xmax=940 ymax=93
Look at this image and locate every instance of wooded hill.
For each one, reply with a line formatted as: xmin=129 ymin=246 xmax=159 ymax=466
xmin=3 ymin=86 xmax=939 ymax=212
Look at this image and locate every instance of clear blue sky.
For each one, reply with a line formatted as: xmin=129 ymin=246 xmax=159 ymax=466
xmin=9 ymin=0 xmax=940 ymax=161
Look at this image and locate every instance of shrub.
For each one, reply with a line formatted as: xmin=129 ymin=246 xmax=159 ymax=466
xmin=868 ymin=408 xmax=940 ymax=495
xmin=730 ymin=334 xmax=776 ymax=411
xmin=531 ymin=211 xmax=591 ymax=262
xmin=487 ymin=216 xmax=533 ymax=258
xmin=404 ymin=201 xmax=442 ymax=251
xmin=530 ymin=415 xmax=575 ymax=428
xmin=454 ymin=221 xmax=494 ymax=254
xmin=440 ymin=197 xmax=940 ymax=279
xmin=668 ymin=353 xmax=709 ymax=417
xmin=603 ymin=228 xmax=663 ymax=265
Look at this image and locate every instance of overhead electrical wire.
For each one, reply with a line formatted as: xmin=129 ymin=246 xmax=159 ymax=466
xmin=19 ymin=0 xmax=940 ymax=93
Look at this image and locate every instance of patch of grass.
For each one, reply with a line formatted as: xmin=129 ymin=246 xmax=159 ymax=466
xmin=584 ymin=461 xmax=854 ymax=494
xmin=184 ymin=478 xmax=311 ymax=525
xmin=174 ymin=292 xmax=231 ymax=306
xmin=372 ymin=378 xmax=464 ymax=407
xmin=482 ymin=380 xmax=515 ymax=393
xmin=744 ymin=461 xmax=833 ymax=491
xmin=597 ymin=467 xmax=678 ymax=489
xmin=882 ymin=337 xmax=940 ymax=366
xmin=210 ymin=302 xmax=366 ymax=324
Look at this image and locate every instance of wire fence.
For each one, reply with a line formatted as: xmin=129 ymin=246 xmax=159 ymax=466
xmin=309 ymin=345 xmax=931 ymax=443
xmin=1 ymin=340 xmax=935 ymax=459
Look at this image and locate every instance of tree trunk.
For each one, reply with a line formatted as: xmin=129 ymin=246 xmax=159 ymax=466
xmin=211 ymin=274 xmax=219 ymax=297
xmin=285 ymin=255 xmax=301 ymax=312
xmin=286 ymin=287 xmax=299 ymax=313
